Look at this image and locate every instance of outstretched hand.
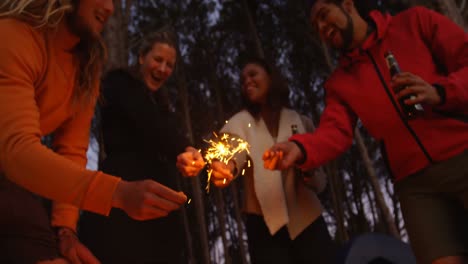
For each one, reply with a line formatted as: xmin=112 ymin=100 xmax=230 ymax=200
xmin=263 ymin=141 xmax=304 ymax=170
xmin=210 ymin=160 xmax=235 ymax=188
xmin=112 ymin=179 xmax=187 ymax=221
xmin=176 ymin=146 xmax=206 ymax=177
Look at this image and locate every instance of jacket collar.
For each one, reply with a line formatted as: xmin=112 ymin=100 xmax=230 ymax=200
xmin=338 ymin=11 xmax=392 ymax=68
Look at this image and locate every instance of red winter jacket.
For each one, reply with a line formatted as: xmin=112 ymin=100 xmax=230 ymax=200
xmin=290 ymin=7 xmax=468 ymax=181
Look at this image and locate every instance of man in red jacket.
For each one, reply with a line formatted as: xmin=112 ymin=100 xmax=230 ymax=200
xmin=266 ymin=0 xmax=468 ymax=263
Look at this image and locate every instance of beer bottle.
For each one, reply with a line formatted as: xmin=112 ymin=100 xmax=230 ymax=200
xmin=384 ymin=51 xmax=424 ymax=119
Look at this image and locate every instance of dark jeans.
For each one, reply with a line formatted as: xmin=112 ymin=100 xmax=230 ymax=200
xmin=0 ymin=176 xmax=59 ymax=264
xmin=395 ymin=150 xmax=468 ymax=264
xmin=246 ymin=214 xmax=337 ymax=264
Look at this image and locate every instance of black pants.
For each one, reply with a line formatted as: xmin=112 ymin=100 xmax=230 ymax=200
xmin=0 ymin=177 xmax=59 ymax=264
xmin=79 ymin=209 xmax=186 ymax=264
xmin=246 ymin=214 xmax=337 ymax=264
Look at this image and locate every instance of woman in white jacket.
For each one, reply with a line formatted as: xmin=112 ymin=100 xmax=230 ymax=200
xmin=178 ymin=57 xmax=336 ymax=264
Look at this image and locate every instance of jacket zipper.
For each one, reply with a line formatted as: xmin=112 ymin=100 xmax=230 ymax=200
xmin=366 ymin=50 xmax=434 ymax=163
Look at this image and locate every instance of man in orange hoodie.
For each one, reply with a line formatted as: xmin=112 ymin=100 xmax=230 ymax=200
xmin=0 ymin=1 xmax=192 ymax=263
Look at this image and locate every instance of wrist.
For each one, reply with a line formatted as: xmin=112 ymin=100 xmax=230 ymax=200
xmin=111 ymin=180 xmax=127 ymax=210
xmin=433 ymin=83 xmax=446 ymax=105
xmin=290 ymin=140 xmax=307 ymax=165
xmin=55 ymin=226 xmax=77 ymax=238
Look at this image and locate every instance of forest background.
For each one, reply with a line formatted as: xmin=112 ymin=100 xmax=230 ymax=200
xmin=83 ymin=1 xmax=468 ymax=263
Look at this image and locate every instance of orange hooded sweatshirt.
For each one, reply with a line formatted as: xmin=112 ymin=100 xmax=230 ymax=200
xmin=0 ymin=18 xmax=121 ymax=231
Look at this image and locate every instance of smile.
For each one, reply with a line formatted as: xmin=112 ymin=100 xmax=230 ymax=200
xmin=151 ymin=74 xmax=163 ymax=83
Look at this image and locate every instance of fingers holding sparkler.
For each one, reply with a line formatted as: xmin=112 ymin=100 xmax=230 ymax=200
xmin=112 ymin=180 xmax=187 ymax=221
xmin=203 ymin=132 xmax=250 ymax=192
xmin=176 ymin=146 xmax=206 ymax=177
xmin=264 ymin=141 xmax=304 ymax=170
xmin=263 ymin=150 xmax=283 ymax=170
xmin=210 ymin=160 xmax=235 ymax=188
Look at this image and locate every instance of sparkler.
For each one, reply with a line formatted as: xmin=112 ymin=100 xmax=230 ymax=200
xmin=203 ymin=132 xmax=250 ymax=192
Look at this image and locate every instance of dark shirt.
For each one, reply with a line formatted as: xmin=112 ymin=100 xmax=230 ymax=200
xmin=79 ymin=68 xmax=189 ymax=264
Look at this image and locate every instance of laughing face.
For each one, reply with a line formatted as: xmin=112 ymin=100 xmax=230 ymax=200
xmin=241 ymin=63 xmax=271 ymax=105
xmin=69 ymin=0 xmax=114 ymax=40
xmin=139 ymin=42 xmax=176 ymax=92
xmin=310 ymin=0 xmax=354 ymax=51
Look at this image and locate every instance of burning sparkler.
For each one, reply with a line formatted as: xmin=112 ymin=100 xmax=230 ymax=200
xmin=203 ymin=132 xmax=250 ymax=192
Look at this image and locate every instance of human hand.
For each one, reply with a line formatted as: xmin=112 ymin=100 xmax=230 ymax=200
xmin=112 ymin=180 xmax=187 ymax=221
xmin=210 ymin=160 xmax=235 ymax=188
xmin=391 ymin=72 xmax=441 ymax=106
xmin=57 ymin=227 xmax=100 ymax=264
xmin=263 ymin=141 xmax=303 ymax=170
xmin=262 ymin=150 xmax=283 ymax=170
xmin=176 ymin=146 xmax=206 ymax=177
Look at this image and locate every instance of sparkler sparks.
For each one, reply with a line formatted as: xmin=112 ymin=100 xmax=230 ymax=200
xmin=203 ymin=132 xmax=250 ymax=192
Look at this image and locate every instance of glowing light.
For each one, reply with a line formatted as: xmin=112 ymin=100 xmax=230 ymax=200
xmin=203 ymin=132 xmax=250 ymax=192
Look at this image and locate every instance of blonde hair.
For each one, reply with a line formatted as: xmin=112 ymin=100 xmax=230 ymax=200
xmin=0 ymin=0 xmax=107 ymax=105
xmin=0 ymin=0 xmax=72 ymax=27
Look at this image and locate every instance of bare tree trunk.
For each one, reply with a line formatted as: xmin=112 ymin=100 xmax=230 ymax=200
xmin=176 ymin=63 xmax=211 ymax=264
xmin=99 ymin=0 xmax=133 ymax=162
xmin=364 ymin=179 xmax=378 ymax=228
xmin=325 ymin=162 xmax=349 ymax=243
xmin=319 ymin=41 xmax=348 ymax=242
xmin=205 ymin=51 xmax=239 ymax=263
xmin=174 ymin=172 xmax=195 ymax=264
xmin=435 ymin=0 xmax=467 ymax=30
xmin=408 ymin=0 xmax=467 ymax=30
xmin=230 ymin=182 xmax=248 ymax=264
xmin=103 ymin=0 xmax=133 ymax=71
xmin=354 ymin=128 xmax=400 ymax=238
xmin=214 ymin=189 xmax=232 ymax=264
xmin=385 ymin=175 xmax=402 ymax=235
xmin=241 ymin=0 xmax=265 ymax=58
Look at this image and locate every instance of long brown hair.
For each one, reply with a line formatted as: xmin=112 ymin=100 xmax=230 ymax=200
xmin=0 ymin=0 xmax=107 ymax=105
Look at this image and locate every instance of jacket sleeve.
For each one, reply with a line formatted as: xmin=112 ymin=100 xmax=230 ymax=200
xmin=416 ymin=7 xmax=468 ymax=114
xmin=289 ymin=87 xmax=357 ymax=170
xmin=50 ymin=101 xmax=97 ymax=232
xmin=0 ymin=21 xmax=120 ymax=216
